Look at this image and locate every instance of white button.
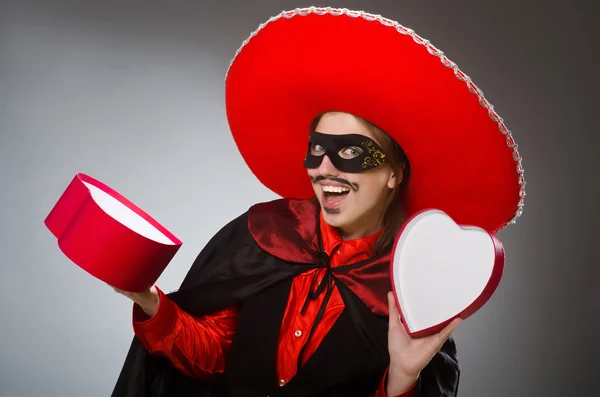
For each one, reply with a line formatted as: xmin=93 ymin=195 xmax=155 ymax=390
xmin=279 ymin=379 xmax=286 ymax=387
xmin=294 ymin=329 xmax=302 ymax=337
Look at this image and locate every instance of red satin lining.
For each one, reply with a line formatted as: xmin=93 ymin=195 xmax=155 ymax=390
xmin=248 ymin=198 xmax=320 ymax=264
xmin=333 ymin=257 xmax=391 ymax=316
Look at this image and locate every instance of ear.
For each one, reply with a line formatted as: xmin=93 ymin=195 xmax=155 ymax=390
xmin=387 ymin=167 xmax=404 ymax=189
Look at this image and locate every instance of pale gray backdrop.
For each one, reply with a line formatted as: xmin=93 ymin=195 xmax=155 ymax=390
xmin=1 ymin=0 xmax=598 ymax=396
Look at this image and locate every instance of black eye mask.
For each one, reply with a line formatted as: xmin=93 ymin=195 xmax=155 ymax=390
xmin=303 ymin=130 xmax=388 ymax=173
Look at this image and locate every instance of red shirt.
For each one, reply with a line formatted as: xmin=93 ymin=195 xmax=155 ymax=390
xmin=132 ymin=213 xmax=415 ymax=397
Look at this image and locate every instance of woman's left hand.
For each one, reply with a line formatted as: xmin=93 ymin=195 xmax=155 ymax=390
xmin=386 ymin=291 xmax=462 ymax=395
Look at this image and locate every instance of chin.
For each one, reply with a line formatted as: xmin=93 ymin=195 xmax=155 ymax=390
xmin=320 ymin=206 xmax=348 ymax=227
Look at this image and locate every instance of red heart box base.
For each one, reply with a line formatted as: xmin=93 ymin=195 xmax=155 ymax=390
xmin=45 ymin=173 xmax=182 ymax=292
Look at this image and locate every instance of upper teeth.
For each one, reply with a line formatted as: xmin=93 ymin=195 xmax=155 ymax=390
xmin=323 ymin=186 xmax=350 ymax=193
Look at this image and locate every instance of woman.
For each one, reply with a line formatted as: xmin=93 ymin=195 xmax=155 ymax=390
xmin=111 ymin=7 xmax=525 ymax=397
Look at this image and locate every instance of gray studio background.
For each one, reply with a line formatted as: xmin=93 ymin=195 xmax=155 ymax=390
xmin=1 ymin=0 xmax=598 ymax=396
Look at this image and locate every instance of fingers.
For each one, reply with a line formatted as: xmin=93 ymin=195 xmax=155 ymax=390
xmin=111 ymin=285 xmax=130 ymax=296
xmin=110 ymin=284 xmax=124 ymax=293
xmin=436 ymin=317 xmax=462 ymax=345
xmin=108 ymin=283 xmax=136 ymax=300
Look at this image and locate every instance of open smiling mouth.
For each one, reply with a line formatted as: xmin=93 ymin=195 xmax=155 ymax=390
xmin=322 ymin=185 xmax=351 ymax=208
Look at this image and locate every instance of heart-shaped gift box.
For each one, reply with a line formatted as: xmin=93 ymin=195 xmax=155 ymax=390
xmin=390 ymin=209 xmax=504 ymax=337
xmin=45 ymin=173 xmax=182 ymax=292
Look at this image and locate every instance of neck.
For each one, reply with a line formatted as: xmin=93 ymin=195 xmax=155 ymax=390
xmin=338 ymin=194 xmax=390 ymax=241
xmin=337 ymin=216 xmax=383 ymax=241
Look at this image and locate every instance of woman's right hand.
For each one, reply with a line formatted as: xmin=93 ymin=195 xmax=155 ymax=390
xmin=113 ymin=285 xmax=160 ymax=318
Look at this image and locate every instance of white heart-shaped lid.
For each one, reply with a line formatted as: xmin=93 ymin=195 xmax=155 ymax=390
xmin=391 ymin=210 xmax=504 ymax=336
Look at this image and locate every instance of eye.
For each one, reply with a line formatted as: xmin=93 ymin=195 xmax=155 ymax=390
xmin=339 ymin=146 xmax=363 ymax=159
xmin=310 ymin=143 xmax=325 ymax=156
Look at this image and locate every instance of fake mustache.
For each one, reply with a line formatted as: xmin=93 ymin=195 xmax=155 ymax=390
xmin=310 ymin=176 xmax=359 ymax=192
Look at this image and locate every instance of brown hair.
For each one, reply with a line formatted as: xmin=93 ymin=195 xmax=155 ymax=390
xmin=309 ymin=112 xmax=411 ymax=255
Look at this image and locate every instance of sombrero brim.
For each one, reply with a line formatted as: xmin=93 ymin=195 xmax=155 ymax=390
xmin=225 ymin=7 xmax=526 ymax=233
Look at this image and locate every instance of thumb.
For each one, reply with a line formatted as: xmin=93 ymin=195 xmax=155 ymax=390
xmin=387 ymin=291 xmax=404 ymax=331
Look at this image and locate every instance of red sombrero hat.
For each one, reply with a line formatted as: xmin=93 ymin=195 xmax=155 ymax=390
xmin=224 ymin=6 xmax=526 ymax=233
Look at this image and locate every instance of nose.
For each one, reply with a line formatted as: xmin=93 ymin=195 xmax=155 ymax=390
xmin=317 ymin=155 xmax=340 ymax=177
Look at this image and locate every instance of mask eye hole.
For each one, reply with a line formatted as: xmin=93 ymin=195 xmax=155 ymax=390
xmin=338 ymin=146 xmax=363 ymax=159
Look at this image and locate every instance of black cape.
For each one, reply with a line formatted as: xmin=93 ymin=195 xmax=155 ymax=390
xmin=111 ymin=198 xmax=460 ymax=397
